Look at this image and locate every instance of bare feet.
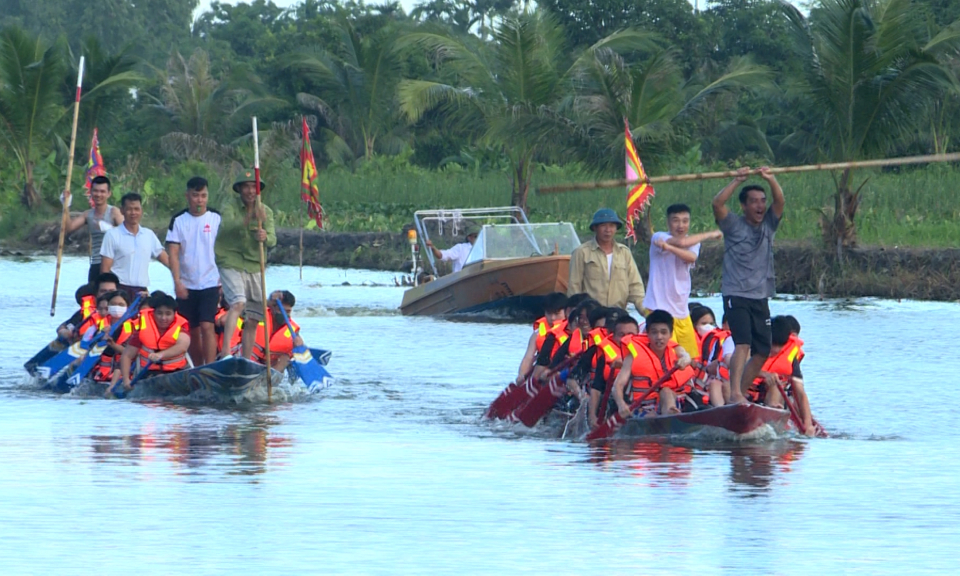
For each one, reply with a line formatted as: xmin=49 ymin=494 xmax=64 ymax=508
xmin=727 ymin=393 xmax=747 ymax=405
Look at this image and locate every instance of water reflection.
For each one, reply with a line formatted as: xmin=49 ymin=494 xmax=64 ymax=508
xmin=87 ymin=411 xmax=291 ymax=479
xmin=584 ymin=439 xmax=807 ymax=493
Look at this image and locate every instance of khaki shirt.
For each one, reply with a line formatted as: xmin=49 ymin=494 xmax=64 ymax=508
xmin=567 ymin=239 xmax=645 ymax=309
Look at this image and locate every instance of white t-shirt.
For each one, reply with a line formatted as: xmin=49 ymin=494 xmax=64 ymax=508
xmin=100 ymin=224 xmax=164 ymax=288
xmin=641 ymin=231 xmax=700 ymax=318
xmin=722 ymin=336 xmax=736 ymax=362
xmin=606 ymin=253 xmax=614 ymax=280
xmin=165 ymin=209 xmax=222 ymax=290
xmin=440 ymin=242 xmax=473 ymax=273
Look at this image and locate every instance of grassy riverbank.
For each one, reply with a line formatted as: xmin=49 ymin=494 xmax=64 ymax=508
xmin=2 ymin=162 xmax=959 ymax=249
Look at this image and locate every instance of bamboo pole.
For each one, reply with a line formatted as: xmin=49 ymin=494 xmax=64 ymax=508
xmin=252 ymin=117 xmax=272 ymax=403
xmin=299 ymin=200 xmax=304 ymax=281
xmin=51 ymin=56 xmax=85 ymax=316
xmin=537 ymin=152 xmax=960 ymax=194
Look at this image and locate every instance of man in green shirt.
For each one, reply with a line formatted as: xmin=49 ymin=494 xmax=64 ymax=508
xmin=215 ymin=171 xmax=277 ymax=359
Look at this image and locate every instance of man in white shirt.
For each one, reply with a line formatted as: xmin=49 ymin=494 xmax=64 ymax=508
xmin=100 ymin=192 xmax=169 ymax=301
xmin=166 ymin=176 xmax=222 ymax=365
xmin=641 ymin=203 xmax=722 ymax=359
xmin=425 ymin=222 xmax=479 ymax=274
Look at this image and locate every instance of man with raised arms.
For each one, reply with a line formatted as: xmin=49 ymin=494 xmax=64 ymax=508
xmin=712 ymin=166 xmax=784 ymax=404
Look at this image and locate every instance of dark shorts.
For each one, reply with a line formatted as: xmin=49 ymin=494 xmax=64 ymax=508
xmin=722 ymin=295 xmax=772 ymax=356
xmin=177 ymin=287 xmax=220 ymax=327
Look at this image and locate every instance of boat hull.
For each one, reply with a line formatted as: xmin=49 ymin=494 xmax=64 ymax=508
xmin=400 ymin=255 xmax=569 ymax=320
xmin=616 ymin=403 xmax=791 ymax=438
xmin=130 ymin=358 xmax=281 ymax=398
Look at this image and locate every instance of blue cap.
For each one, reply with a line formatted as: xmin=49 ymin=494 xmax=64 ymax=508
xmin=589 ymin=208 xmax=623 ymax=230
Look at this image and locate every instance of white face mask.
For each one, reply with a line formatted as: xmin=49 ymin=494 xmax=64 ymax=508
xmin=108 ymin=305 xmax=127 ymax=318
xmin=696 ymin=323 xmax=717 ymax=337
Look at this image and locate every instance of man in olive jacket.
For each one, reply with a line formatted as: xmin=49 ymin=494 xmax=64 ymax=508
xmin=215 ymin=171 xmax=277 ymax=359
xmin=567 ymin=208 xmax=645 ymax=310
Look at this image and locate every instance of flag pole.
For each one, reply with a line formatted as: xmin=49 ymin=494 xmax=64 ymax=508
xmin=537 ymin=152 xmax=960 ymax=194
xmin=252 ymin=117 xmax=272 ymax=402
xmin=51 ymin=56 xmax=85 ymax=317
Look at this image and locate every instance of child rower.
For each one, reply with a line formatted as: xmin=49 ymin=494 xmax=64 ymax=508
xmin=534 ymin=298 xmax=600 ymax=380
xmin=118 ymin=292 xmax=191 ymax=391
xmin=91 ymin=291 xmax=135 ymax=386
xmin=515 ymin=292 xmax=568 ymax=384
xmin=756 ymin=316 xmax=816 ymax=436
xmin=251 ymin=290 xmax=304 ymax=372
xmin=611 ymin=310 xmax=695 ymax=417
xmin=587 ymin=313 xmax=638 ymax=428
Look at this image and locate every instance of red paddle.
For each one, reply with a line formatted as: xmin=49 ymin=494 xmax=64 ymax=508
xmin=773 ymin=379 xmax=828 ymax=438
xmin=586 ymin=366 xmax=681 ymax=441
xmin=484 ymin=352 xmax=584 ymax=420
xmin=512 ymin=370 xmax=569 ymax=427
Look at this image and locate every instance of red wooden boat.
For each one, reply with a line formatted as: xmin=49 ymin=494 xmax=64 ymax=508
xmin=616 ymin=403 xmax=791 ymax=438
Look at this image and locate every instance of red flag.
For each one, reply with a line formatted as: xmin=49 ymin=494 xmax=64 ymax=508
xmin=84 ymin=128 xmax=106 ymax=207
xmin=624 ymin=119 xmax=655 ymax=241
xmin=300 ymin=118 xmax=324 ymax=229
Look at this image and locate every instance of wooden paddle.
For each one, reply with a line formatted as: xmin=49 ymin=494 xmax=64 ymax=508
xmin=252 ymin=117 xmax=272 ymax=402
xmin=537 ymin=152 xmax=960 ymax=194
xmin=50 ymin=57 xmax=85 ymax=316
xmin=586 ymin=366 xmax=681 ymax=441
xmin=772 ymin=379 xmax=828 ymax=438
xmin=484 ymin=352 xmax=585 ymax=420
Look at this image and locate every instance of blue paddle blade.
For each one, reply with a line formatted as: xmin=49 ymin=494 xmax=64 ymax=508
xmin=291 ymin=344 xmax=334 ymax=393
xmin=36 ymin=339 xmax=92 ymax=380
xmin=64 ymin=342 xmax=109 ymax=389
xmin=308 ymin=348 xmax=332 ymax=366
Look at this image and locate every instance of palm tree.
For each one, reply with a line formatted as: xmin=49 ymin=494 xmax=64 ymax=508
xmin=72 ymin=37 xmax=143 ymax=138
xmin=148 ymin=49 xmax=279 ymax=164
xmin=397 ymin=10 xmax=657 ymax=211
xmin=780 ymin=0 xmax=960 ymax=251
xmin=0 ymin=26 xmax=67 ymax=208
xmin=284 ymin=18 xmax=408 ymax=166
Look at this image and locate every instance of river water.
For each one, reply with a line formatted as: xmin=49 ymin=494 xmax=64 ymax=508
xmin=0 ymin=255 xmax=957 ymax=574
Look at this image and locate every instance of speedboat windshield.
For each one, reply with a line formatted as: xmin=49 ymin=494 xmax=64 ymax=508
xmin=465 ymin=223 xmax=580 ymax=265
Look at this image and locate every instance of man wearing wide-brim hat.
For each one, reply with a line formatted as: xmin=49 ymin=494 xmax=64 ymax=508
xmin=425 ymin=221 xmax=480 ymax=274
xmin=567 ymin=208 xmax=645 ymax=309
xmin=214 ymin=170 xmax=277 ymax=359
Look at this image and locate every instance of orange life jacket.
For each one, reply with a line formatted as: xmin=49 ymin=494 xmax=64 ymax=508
xmin=92 ymin=319 xmax=134 ymax=382
xmin=754 ymin=335 xmax=803 ymax=382
xmin=535 ymin=318 xmax=565 ymax=353
xmin=137 ymin=310 xmax=189 ymax=372
xmin=541 ymin=320 xmax=570 ymax=361
xmin=700 ymin=328 xmax=731 ymax=381
xmin=626 ymin=338 xmax=696 ymax=403
xmin=81 ymin=295 xmax=96 ymax=320
xmin=590 ymin=335 xmax=626 ymax=383
xmin=77 ymin=311 xmax=104 ymax=338
xmin=252 ymin=315 xmax=301 ymax=365
xmin=215 ymin=308 xmax=243 ymax=354
xmin=567 ymin=327 xmax=589 ymax=356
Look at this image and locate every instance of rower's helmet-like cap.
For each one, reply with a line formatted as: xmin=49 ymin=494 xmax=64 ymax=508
xmin=233 ymin=171 xmax=266 ymax=193
xmin=590 ymin=208 xmax=623 ymax=230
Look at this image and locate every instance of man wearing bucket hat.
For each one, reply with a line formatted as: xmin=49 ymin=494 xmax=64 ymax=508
xmin=567 ymin=208 xmax=645 ymax=310
xmin=425 ymin=221 xmax=480 ymax=274
xmin=214 ymin=170 xmax=277 ymax=359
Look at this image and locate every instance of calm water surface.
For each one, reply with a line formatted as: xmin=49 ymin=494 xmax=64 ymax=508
xmin=0 ymin=256 xmax=957 ymax=574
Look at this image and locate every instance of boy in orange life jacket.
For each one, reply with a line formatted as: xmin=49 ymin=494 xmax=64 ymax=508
xmin=118 ymin=292 xmax=191 ymax=391
xmin=587 ymin=313 xmax=639 ymax=428
xmin=759 ymin=316 xmax=816 ymax=436
xmin=611 ymin=310 xmax=694 ymax=417
xmin=534 ymin=298 xmax=600 ymax=380
xmin=515 ymin=292 xmax=568 ymax=384
xmin=251 ymin=290 xmax=304 ymax=372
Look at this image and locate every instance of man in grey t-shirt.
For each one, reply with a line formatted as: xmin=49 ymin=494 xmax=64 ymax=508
xmin=712 ymin=166 xmax=785 ymax=404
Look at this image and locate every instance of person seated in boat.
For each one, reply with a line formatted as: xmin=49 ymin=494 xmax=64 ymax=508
xmin=611 ymin=310 xmax=696 ymax=417
xmin=516 ymin=292 xmax=568 ymax=384
xmin=89 ymin=291 xmax=135 ymax=386
xmin=424 ymin=222 xmax=480 ymax=274
xmin=214 ymin=294 xmax=243 ymax=357
xmin=534 ymin=298 xmax=600 ymax=380
xmin=556 ymin=304 xmax=613 ymax=402
xmin=689 ymin=306 xmax=730 ymax=408
xmin=587 ymin=313 xmax=639 ymax=428
xmin=754 ymin=316 xmax=816 ymax=436
xmin=251 ymin=290 xmax=304 ymax=372
xmin=118 ymin=292 xmax=191 ymax=391
xmin=56 ymin=273 xmax=121 ymax=342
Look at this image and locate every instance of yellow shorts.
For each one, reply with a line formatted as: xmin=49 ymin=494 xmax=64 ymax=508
xmin=671 ymin=315 xmax=700 ymax=359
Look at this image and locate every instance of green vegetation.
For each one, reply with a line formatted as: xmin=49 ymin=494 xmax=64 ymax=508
xmin=2 ymin=0 xmax=960 ymax=250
